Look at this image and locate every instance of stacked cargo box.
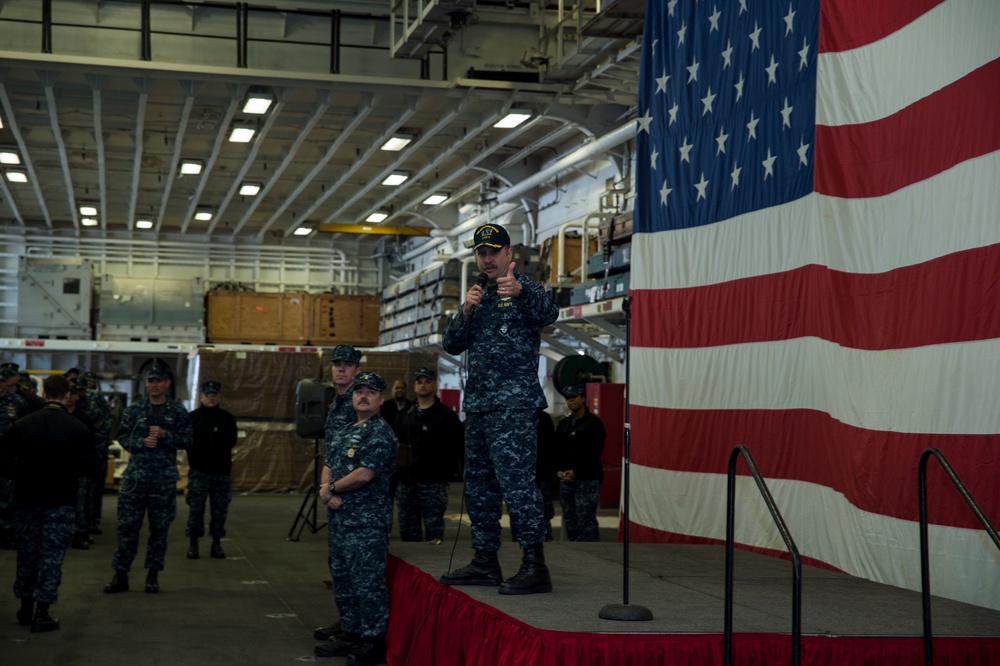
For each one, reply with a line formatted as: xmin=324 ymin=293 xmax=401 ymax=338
xmin=570 ymin=212 xmax=633 ymax=306
xmin=378 ymin=261 xmax=462 ymax=345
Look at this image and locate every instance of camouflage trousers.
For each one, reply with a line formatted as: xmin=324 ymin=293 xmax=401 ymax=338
xmin=13 ymin=505 xmax=74 ymax=603
xmin=464 ymin=410 xmax=545 ymax=551
xmin=90 ymin=455 xmax=108 ymax=528
xmin=75 ymin=475 xmax=92 ymax=533
xmin=395 ymin=479 xmax=448 ymax=542
xmin=111 ymin=479 xmax=177 ymax=573
xmin=558 ymin=479 xmax=601 ymax=542
xmin=185 ymin=470 xmax=232 ymax=538
xmin=328 ymin=523 xmax=390 ymax=638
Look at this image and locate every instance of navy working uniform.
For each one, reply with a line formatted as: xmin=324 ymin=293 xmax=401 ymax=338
xmin=0 ymin=362 xmax=30 ymax=550
xmin=324 ymin=345 xmax=363 ymax=450
xmin=68 ymin=378 xmax=98 ymax=550
xmin=106 ymin=364 xmax=192 ymax=594
xmin=555 ymin=384 xmax=606 ymax=542
xmin=186 ymin=380 xmax=238 ymax=560
xmin=394 ymin=367 xmax=464 ymax=543
xmin=440 ymin=222 xmax=559 ymax=595
xmin=316 ymin=371 xmax=397 ymax=665
xmin=0 ymin=378 xmax=92 ymax=632
xmin=78 ymin=372 xmax=114 ymax=534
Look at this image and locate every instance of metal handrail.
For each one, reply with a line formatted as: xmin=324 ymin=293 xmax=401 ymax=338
xmin=918 ymin=447 xmax=1000 ymax=666
xmin=724 ymin=444 xmax=802 ymax=665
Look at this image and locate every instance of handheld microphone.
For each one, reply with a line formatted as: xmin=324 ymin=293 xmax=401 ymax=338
xmin=476 ymin=272 xmax=488 ymax=290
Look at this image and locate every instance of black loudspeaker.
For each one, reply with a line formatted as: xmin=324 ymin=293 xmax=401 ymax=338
xmin=295 ymin=379 xmax=337 ymax=438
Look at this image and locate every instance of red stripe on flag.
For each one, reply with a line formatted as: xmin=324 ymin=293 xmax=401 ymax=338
xmin=630 ymin=243 xmax=1000 ymax=351
xmin=815 ymin=60 xmax=1000 ymax=199
xmin=631 ymin=405 xmax=1000 ymax=530
xmin=818 ymin=0 xmax=943 ymax=53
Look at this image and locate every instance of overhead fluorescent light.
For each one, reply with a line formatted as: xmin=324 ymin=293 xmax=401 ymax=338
xmin=422 ymin=193 xmax=448 ymax=206
xmin=366 ymin=212 xmax=388 ymax=223
xmin=494 ymin=110 xmax=531 ymax=129
xmin=5 ymin=171 xmax=27 ymax=183
xmin=79 ymin=205 xmax=98 ymax=216
xmin=194 ymin=211 xmax=213 ymax=221
xmin=239 ymin=183 xmax=261 ymax=196
xmin=381 ymin=172 xmax=409 ymax=186
xmin=180 ymin=160 xmax=203 ymax=175
xmin=0 ymin=151 xmax=21 ymax=165
xmin=81 ymin=218 xmax=98 ymax=227
xmin=229 ymin=126 xmax=256 ymax=143
xmin=293 ymin=226 xmax=313 ymax=236
xmin=243 ymin=92 xmax=273 ymax=115
xmin=135 ymin=220 xmax=153 ymax=229
xmin=380 ymin=134 xmax=413 ymax=152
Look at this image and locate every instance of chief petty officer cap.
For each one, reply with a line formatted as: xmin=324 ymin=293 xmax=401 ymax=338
xmin=329 ymin=345 xmax=362 ymax=364
xmin=472 ymin=223 xmax=511 ymax=250
xmin=413 ymin=366 xmax=437 ymax=381
xmin=144 ymin=364 xmax=170 ymax=380
xmin=0 ymin=362 xmax=19 ymax=379
xmin=351 ymin=371 xmax=386 ymax=393
xmin=560 ymin=383 xmax=586 ymax=398
xmin=70 ymin=377 xmax=89 ymax=392
xmin=200 ymin=380 xmax=222 ymax=395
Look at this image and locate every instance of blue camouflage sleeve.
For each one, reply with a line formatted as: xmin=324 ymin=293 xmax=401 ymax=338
xmin=517 ymin=274 xmax=559 ymax=327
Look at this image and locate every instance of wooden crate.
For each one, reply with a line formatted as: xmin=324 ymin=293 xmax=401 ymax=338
xmin=206 ymin=291 xmax=310 ymax=345
xmin=536 ymin=235 xmax=599 ymax=285
xmin=309 ymin=294 xmax=381 ymax=347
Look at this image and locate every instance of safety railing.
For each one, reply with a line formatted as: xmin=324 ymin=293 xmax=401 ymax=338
xmin=918 ymin=447 xmax=1000 ymax=666
xmin=724 ymin=444 xmax=801 ymax=665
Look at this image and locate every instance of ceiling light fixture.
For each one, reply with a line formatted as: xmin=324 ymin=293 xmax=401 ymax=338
xmin=380 ymin=134 xmax=413 ymax=151
xmin=79 ymin=205 xmax=98 ymax=216
xmin=194 ymin=211 xmax=213 ymax=221
xmin=81 ymin=218 xmax=98 ymax=227
xmin=381 ymin=172 xmax=409 ymax=186
xmin=180 ymin=160 xmax=203 ymax=175
xmin=229 ymin=126 xmax=256 ymax=143
xmin=293 ymin=226 xmax=313 ymax=236
xmin=494 ymin=110 xmax=531 ymax=129
xmin=243 ymin=91 xmax=274 ymax=115
xmin=422 ymin=193 xmax=449 ymax=206
xmin=239 ymin=183 xmax=261 ymax=196
xmin=135 ymin=220 xmax=154 ymax=229
xmin=366 ymin=212 xmax=388 ymax=223
xmin=0 ymin=151 xmax=21 ymax=165
xmin=5 ymin=171 xmax=27 ymax=183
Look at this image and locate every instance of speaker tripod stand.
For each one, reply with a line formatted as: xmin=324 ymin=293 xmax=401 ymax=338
xmin=288 ymin=437 xmax=327 ymax=541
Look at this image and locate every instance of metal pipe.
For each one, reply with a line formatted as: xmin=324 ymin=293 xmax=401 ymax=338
xmin=555 ymin=214 xmax=607 ymax=282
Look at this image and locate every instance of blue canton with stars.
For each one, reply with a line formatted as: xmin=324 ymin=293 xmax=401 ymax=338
xmin=636 ymin=0 xmax=820 ymax=233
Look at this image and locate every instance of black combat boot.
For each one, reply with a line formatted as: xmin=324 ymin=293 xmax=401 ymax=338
xmin=145 ymin=569 xmax=159 ymax=593
xmin=71 ymin=532 xmax=90 ymax=550
xmin=187 ymin=537 xmax=199 ymax=559
xmin=346 ymin=635 xmax=387 ymax=666
xmin=313 ymin=620 xmax=343 ymax=641
xmin=17 ymin=598 xmax=33 ymax=626
xmin=498 ymin=545 xmax=552 ymax=595
xmin=439 ymin=550 xmax=503 ymax=586
xmin=314 ymin=631 xmax=362 ymax=658
xmin=104 ymin=570 xmax=129 ymax=593
xmin=31 ymin=603 xmax=59 ymax=632
xmin=210 ymin=537 xmax=225 ymax=559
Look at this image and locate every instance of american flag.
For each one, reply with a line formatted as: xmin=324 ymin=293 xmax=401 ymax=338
xmin=629 ymin=0 xmax=1000 ymax=609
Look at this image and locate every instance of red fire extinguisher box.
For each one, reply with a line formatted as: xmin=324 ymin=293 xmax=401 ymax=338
xmin=586 ymin=382 xmax=624 ymax=509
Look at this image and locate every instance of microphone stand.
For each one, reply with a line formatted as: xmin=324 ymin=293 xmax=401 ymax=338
xmin=599 ymin=295 xmax=653 ymax=621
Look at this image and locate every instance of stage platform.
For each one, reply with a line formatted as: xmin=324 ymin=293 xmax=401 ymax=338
xmin=386 ymin=536 xmax=1000 ymax=665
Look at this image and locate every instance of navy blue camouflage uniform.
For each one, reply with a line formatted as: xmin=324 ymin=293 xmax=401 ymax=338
xmin=77 ymin=387 xmax=114 ymax=530
xmin=0 ymin=402 xmax=92 ymax=604
xmin=186 ymin=403 xmax=238 ymax=538
xmin=325 ymin=412 xmax=397 ymax=638
xmin=443 ymin=267 xmax=559 ymax=551
xmin=394 ymin=396 xmax=464 ymax=542
xmin=112 ymin=398 xmax=192 ymax=573
xmin=556 ymin=405 xmax=606 ymax=542
xmin=0 ymin=389 xmax=30 ymax=543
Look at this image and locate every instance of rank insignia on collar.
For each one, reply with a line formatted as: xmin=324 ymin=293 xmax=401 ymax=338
xmin=347 ymin=448 xmax=355 ymax=458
